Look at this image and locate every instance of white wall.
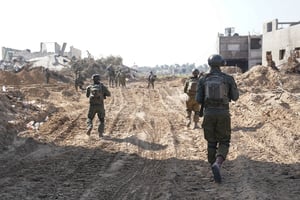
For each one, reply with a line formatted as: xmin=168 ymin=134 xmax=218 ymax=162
xmin=262 ymin=20 xmax=300 ymax=66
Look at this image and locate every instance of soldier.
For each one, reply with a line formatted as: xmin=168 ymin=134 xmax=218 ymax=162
xmin=107 ymin=65 xmax=116 ymax=87
xmin=115 ymin=70 xmax=120 ymax=87
xmin=44 ymin=68 xmax=50 ymax=84
xmin=75 ymin=72 xmax=84 ymax=91
xmin=196 ymin=54 xmax=239 ymax=183
xmin=86 ymin=74 xmax=111 ymax=138
xmin=184 ymin=69 xmax=202 ymax=129
xmin=147 ymin=71 xmax=156 ymax=89
xmin=119 ymin=70 xmax=126 ymax=88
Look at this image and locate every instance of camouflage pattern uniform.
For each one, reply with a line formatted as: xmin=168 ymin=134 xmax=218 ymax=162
xmin=115 ymin=70 xmax=120 ymax=87
xmin=147 ymin=71 xmax=155 ymax=89
xmin=45 ymin=68 xmax=50 ymax=84
xmin=86 ymin=74 xmax=111 ymax=137
xmin=75 ymin=74 xmax=84 ymax=91
xmin=183 ymin=69 xmax=202 ymax=129
xmin=118 ymin=71 xmax=126 ymax=88
xmin=107 ymin=65 xmax=116 ymax=87
xmin=196 ymin=54 xmax=239 ymax=183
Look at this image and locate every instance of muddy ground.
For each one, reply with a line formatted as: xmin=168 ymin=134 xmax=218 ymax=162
xmin=0 ymin=66 xmax=299 ymax=200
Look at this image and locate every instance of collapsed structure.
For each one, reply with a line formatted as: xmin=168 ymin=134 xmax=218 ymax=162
xmin=1 ymin=42 xmax=81 ymax=71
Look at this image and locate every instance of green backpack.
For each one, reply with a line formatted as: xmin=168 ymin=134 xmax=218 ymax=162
xmin=204 ymin=73 xmax=229 ymax=107
xmin=89 ymin=84 xmax=104 ymax=104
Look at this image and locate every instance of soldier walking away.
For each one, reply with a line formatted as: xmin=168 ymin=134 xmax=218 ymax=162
xmin=147 ymin=71 xmax=156 ymax=89
xmin=196 ymin=54 xmax=239 ymax=183
xmin=44 ymin=68 xmax=51 ymax=84
xmin=107 ymin=65 xmax=116 ymax=87
xmin=183 ymin=69 xmax=202 ymax=129
xmin=86 ymin=74 xmax=111 ymax=138
xmin=75 ymin=72 xmax=85 ymax=92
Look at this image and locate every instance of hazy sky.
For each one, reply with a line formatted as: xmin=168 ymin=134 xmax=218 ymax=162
xmin=1 ymin=0 xmax=299 ymax=67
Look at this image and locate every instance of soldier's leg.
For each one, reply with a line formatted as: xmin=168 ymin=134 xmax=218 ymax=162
xmin=86 ymin=106 xmax=96 ymax=135
xmin=207 ymin=142 xmax=218 ymax=165
xmin=186 ymin=109 xmax=192 ymax=127
xmin=97 ymin=109 xmax=106 ymax=137
xmin=211 ymin=114 xmax=231 ymax=183
xmin=202 ymin=115 xmax=217 ymax=164
xmin=215 ymin=115 xmax=231 ymax=160
xmin=192 ymin=99 xmax=201 ymax=129
xmin=98 ymin=117 xmax=105 ymax=137
xmin=185 ymin=97 xmax=193 ymax=127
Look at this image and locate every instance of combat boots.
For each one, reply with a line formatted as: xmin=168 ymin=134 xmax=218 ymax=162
xmin=211 ymin=156 xmax=224 ymax=183
xmin=193 ymin=122 xmax=200 ymax=129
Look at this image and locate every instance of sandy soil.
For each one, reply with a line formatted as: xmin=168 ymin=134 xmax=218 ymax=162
xmin=0 ymin=66 xmax=299 ymax=200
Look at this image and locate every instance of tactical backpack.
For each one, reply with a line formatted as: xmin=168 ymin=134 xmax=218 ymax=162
xmin=89 ymin=84 xmax=104 ymax=104
xmin=204 ymin=73 xmax=229 ymax=107
xmin=149 ymin=74 xmax=156 ymax=82
xmin=187 ymin=78 xmax=198 ymax=96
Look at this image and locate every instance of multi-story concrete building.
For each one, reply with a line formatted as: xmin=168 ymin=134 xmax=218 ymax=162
xmin=262 ymin=19 xmax=300 ymax=67
xmin=217 ymin=28 xmax=262 ymax=72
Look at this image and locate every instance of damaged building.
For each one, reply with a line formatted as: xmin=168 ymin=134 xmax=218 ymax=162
xmin=217 ymin=27 xmax=262 ymax=72
xmin=262 ymin=19 xmax=300 ymax=67
xmin=1 ymin=42 xmax=81 ymax=71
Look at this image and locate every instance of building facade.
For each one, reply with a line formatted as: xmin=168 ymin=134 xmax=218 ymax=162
xmin=262 ymin=19 xmax=300 ymax=67
xmin=217 ymin=29 xmax=262 ymax=72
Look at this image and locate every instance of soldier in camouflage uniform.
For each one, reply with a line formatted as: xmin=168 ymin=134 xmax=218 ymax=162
xmin=86 ymin=74 xmax=111 ymax=138
xmin=118 ymin=70 xmax=126 ymax=88
xmin=107 ymin=65 xmax=116 ymax=87
xmin=44 ymin=68 xmax=50 ymax=84
xmin=196 ymin=54 xmax=239 ymax=183
xmin=184 ymin=69 xmax=202 ymax=129
xmin=75 ymin=72 xmax=84 ymax=91
xmin=147 ymin=71 xmax=156 ymax=89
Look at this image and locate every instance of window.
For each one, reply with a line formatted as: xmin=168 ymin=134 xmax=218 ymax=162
xmin=250 ymin=38 xmax=262 ymax=49
xmin=227 ymin=44 xmax=240 ymax=51
xmin=266 ymin=51 xmax=272 ymax=61
xmin=279 ymin=49 xmax=285 ymax=60
xmin=267 ymin=22 xmax=272 ymax=32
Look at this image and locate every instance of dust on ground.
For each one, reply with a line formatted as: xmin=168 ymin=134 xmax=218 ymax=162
xmin=0 ymin=66 xmax=299 ymax=199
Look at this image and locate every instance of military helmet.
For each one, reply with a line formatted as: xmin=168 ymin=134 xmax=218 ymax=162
xmin=92 ymin=74 xmax=100 ymax=81
xmin=208 ymin=54 xmax=225 ymax=68
xmin=192 ymin=68 xmax=200 ymax=75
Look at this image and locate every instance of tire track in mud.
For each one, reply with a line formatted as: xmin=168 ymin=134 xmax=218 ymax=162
xmin=98 ymin=82 xmax=213 ymax=199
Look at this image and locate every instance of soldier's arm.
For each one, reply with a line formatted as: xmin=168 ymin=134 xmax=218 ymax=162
xmin=183 ymin=80 xmax=188 ymax=93
xmin=195 ymin=78 xmax=205 ymax=104
xmin=228 ymin=76 xmax=239 ymax=101
xmin=86 ymin=86 xmax=91 ymax=98
xmin=103 ymin=85 xmax=111 ymax=97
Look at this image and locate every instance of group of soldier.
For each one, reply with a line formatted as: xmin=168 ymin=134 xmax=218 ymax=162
xmin=107 ymin=66 xmax=127 ymax=88
xmin=84 ymin=54 xmax=239 ymax=184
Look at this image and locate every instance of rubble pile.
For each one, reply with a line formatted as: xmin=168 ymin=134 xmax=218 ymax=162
xmin=236 ymin=65 xmax=300 ymax=93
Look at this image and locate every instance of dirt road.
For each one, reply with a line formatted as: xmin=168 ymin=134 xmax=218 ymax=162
xmin=0 ymin=68 xmax=299 ymax=199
